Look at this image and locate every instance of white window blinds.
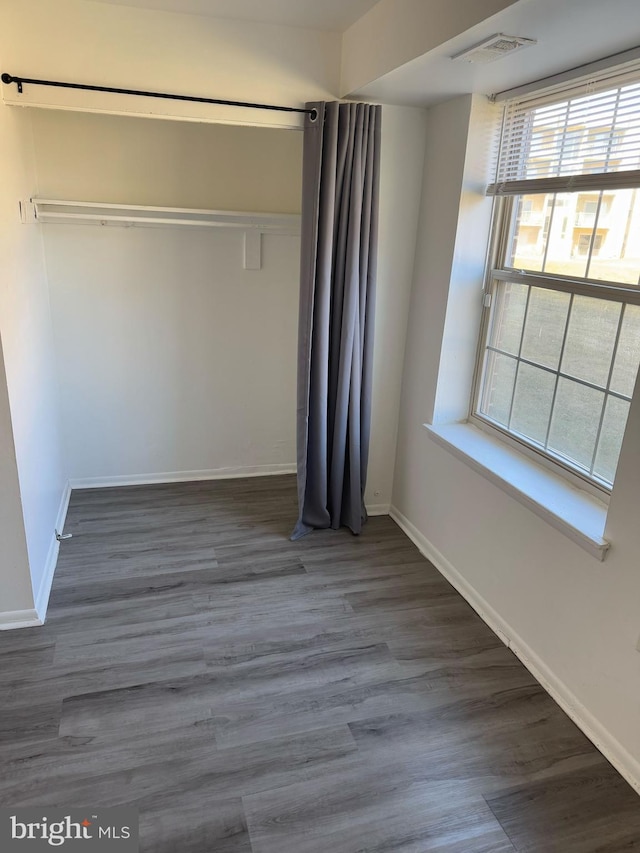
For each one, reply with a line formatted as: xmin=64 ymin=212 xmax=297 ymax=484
xmin=487 ymin=60 xmax=640 ymax=196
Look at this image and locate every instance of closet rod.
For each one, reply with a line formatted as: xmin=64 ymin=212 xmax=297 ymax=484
xmin=1 ymin=73 xmax=318 ymax=121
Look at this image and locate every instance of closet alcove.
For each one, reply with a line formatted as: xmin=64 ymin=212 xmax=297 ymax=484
xmin=27 ymin=107 xmax=303 ymax=487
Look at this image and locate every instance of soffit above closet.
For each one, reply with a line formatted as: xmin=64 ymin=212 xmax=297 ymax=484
xmin=84 ymin=0 xmax=381 ymax=32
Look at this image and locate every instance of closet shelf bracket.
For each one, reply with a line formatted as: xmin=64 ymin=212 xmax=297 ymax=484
xmin=19 ymin=199 xmax=38 ymax=224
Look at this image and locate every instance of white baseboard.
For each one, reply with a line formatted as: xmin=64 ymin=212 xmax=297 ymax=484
xmin=33 ymin=480 xmax=72 ymax=623
xmin=366 ymin=503 xmax=391 ymax=516
xmin=69 ymin=464 xmax=297 ymax=490
xmin=0 ymin=608 xmax=43 ymax=630
xmin=389 ymin=504 xmax=640 ymax=796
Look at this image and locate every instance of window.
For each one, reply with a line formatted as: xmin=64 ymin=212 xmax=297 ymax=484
xmin=474 ymin=69 xmax=640 ymax=491
xmin=576 ymin=233 xmax=603 ymax=256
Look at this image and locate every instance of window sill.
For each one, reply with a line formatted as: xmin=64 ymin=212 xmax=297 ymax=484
xmin=424 ymin=422 xmax=610 ymax=561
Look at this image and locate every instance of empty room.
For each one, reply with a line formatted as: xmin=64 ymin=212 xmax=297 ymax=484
xmin=2 ymin=0 xmax=640 ymax=850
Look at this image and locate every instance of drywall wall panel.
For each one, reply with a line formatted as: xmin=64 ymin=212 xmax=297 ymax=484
xmin=29 ymin=109 xmax=303 ymax=213
xmin=365 ymin=104 xmax=428 ymax=511
xmin=403 ymin=95 xmax=472 ymax=427
xmin=0 ymin=338 xmax=34 ymax=618
xmin=0 ymin=95 xmax=66 ymax=617
xmin=44 ymin=225 xmax=300 ymax=483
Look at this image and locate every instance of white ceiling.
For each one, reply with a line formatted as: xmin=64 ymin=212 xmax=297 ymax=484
xmin=351 ymin=0 xmax=640 ymax=105
xmin=83 ymin=0 xmax=640 ymax=105
xmin=86 ymin=0 xmax=381 ymax=32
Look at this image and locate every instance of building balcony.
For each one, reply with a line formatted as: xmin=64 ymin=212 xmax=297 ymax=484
xmin=519 ymin=211 xmax=545 ymax=225
xmin=574 ymin=211 xmax=610 ymax=227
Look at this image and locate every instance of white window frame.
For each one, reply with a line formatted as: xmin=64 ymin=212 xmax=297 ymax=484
xmin=470 ymin=76 xmax=640 ymax=498
xmin=470 ymin=194 xmax=640 ymax=500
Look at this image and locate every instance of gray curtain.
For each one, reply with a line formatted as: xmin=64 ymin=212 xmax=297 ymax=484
xmin=292 ymin=101 xmax=381 ymax=540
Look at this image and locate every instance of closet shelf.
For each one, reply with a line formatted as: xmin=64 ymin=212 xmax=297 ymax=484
xmin=28 ymin=198 xmax=301 ymax=233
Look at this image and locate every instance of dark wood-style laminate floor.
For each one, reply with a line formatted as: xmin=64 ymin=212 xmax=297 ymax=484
xmin=1 ymin=475 xmax=639 ymax=852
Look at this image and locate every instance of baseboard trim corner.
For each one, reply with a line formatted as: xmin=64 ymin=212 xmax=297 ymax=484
xmin=0 ymin=608 xmax=43 ymax=630
xmin=366 ymin=503 xmax=391 ymax=517
xmin=389 ymin=504 xmax=640 ymax=796
xmin=69 ymin=464 xmax=297 ymax=490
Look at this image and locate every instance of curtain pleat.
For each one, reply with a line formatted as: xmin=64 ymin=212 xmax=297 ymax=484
xmin=292 ymin=101 xmax=381 ymax=540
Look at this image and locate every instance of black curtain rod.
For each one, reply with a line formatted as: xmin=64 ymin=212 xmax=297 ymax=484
xmin=1 ymin=73 xmax=318 ymax=121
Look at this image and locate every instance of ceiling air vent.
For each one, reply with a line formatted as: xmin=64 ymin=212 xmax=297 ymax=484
xmin=451 ymin=34 xmax=537 ymax=64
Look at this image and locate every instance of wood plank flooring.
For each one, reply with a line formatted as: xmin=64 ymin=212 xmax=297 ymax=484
xmin=1 ymin=474 xmax=639 ymax=851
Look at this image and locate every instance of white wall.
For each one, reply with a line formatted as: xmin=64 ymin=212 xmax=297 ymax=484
xmin=1 ymin=0 xmax=341 ymax=129
xmin=393 ymin=94 xmax=640 ymax=786
xmin=29 ymin=109 xmax=303 ymax=213
xmin=0 ymin=340 xmax=34 ymax=620
xmin=45 ymin=226 xmax=300 ymax=484
xmin=365 ymin=104 xmax=428 ymax=511
xmin=31 ymin=110 xmax=302 ymax=484
xmin=0 ymin=90 xmax=66 ymax=623
xmin=406 ymin=96 xmax=476 ymax=427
